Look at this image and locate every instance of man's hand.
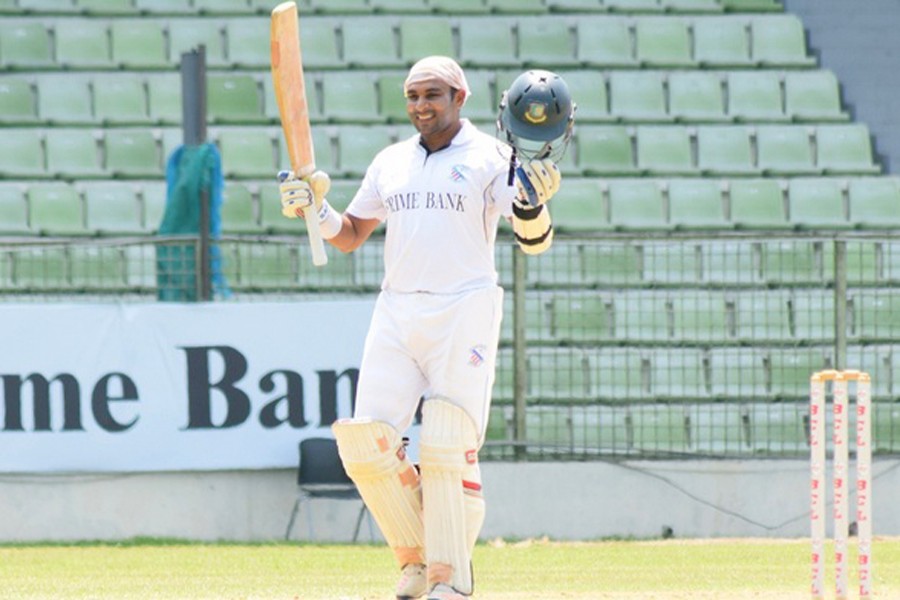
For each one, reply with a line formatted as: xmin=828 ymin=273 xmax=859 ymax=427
xmin=515 ymin=158 xmax=561 ymax=207
xmin=278 ymin=170 xmax=331 ymax=219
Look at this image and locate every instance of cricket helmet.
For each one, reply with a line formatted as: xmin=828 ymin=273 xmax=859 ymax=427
xmin=497 ymin=69 xmax=575 ymax=162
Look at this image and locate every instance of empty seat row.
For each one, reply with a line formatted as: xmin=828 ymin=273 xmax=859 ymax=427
xmin=2 ymin=0 xmax=783 ymax=18
xmin=549 ymin=176 xmax=900 ymax=231
xmin=0 ymin=13 xmax=808 ymax=71
xmin=573 ymin=123 xmax=878 ymax=178
xmin=0 ymin=68 xmax=848 ymax=128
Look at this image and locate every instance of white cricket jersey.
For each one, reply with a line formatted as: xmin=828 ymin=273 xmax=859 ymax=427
xmin=346 ymin=119 xmax=517 ymax=294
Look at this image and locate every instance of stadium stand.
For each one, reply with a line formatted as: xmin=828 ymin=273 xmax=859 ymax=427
xmin=1 ymin=0 xmax=898 ymax=460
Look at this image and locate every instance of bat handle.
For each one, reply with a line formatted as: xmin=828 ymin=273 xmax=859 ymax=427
xmin=304 ymin=205 xmax=327 ymax=266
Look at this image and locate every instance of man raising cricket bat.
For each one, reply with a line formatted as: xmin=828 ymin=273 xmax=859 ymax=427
xmin=279 ymin=59 xmax=575 ymax=599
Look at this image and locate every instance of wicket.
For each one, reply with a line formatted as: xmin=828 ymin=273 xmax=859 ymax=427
xmin=810 ymin=369 xmax=872 ymax=600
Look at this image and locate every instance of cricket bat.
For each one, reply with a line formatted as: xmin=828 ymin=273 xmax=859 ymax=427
xmin=270 ymin=1 xmax=327 ymax=266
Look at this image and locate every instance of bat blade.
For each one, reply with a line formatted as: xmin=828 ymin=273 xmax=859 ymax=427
xmin=270 ymin=1 xmax=327 ymax=266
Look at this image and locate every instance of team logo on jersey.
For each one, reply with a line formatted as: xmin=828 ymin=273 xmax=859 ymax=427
xmin=449 ymin=165 xmax=466 ymax=182
xmin=524 ymin=102 xmax=548 ymax=124
xmin=468 ymin=345 xmax=487 ymax=367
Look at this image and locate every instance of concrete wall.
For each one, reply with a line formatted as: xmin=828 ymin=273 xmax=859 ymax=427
xmin=3 ymin=459 xmax=899 ymax=542
xmin=784 ymin=0 xmax=900 ymax=173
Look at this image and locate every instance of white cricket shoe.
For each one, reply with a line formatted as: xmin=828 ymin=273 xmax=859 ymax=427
xmin=427 ymin=583 xmax=469 ymax=599
xmin=396 ymin=563 xmax=427 ymax=600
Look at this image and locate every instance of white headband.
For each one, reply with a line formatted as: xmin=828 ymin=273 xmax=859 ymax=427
xmin=403 ymin=55 xmax=470 ymax=105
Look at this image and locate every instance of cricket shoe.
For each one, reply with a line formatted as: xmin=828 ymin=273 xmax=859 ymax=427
xmin=427 ymin=583 xmax=469 ymax=599
xmin=396 ymin=563 xmax=427 ymax=599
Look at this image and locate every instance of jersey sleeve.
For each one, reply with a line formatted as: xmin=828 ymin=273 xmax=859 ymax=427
xmin=346 ymin=160 xmax=388 ymax=222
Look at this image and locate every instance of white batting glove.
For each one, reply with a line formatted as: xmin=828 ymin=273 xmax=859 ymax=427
xmin=277 ymin=170 xmax=331 ymax=219
xmin=515 ymin=158 xmax=561 ymax=207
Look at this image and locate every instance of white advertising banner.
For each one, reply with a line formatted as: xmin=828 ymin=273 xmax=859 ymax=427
xmin=0 ymin=301 xmax=375 ymax=473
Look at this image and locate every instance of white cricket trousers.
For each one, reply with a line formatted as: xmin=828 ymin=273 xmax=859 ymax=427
xmin=353 ymin=285 xmax=504 ymax=440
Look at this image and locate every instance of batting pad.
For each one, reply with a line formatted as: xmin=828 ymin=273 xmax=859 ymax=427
xmin=419 ymin=398 xmax=484 ymax=595
xmin=332 ymin=419 xmax=424 ymax=566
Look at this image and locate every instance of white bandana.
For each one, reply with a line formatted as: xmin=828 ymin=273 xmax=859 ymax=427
xmin=403 ymin=55 xmax=471 ymax=105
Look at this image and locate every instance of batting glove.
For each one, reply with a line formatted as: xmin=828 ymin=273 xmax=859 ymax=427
xmin=278 ymin=170 xmax=330 ymax=219
xmin=515 ymin=158 xmax=561 ymax=207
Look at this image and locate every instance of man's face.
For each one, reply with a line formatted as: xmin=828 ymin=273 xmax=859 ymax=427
xmin=404 ymin=78 xmax=463 ymax=138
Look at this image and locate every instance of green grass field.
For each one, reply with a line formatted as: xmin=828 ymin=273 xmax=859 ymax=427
xmin=0 ymin=537 xmax=898 ymax=599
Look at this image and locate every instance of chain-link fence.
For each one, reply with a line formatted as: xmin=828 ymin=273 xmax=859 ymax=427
xmin=2 ymin=232 xmax=899 ymax=460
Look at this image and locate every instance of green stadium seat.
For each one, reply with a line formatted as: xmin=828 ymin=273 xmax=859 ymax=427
xmin=788 ymin=178 xmax=847 ymax=229
xmin=635 ymin=126 xmax=693 ymax=175
xmin=168 ymin=18 xmax=227 ymax=67
xmin=296 ymin=242 xmax=356 ymax=288
xmin=207 ymin=74 xmax=264 ymax=124
xmin=399 ymin=17 xmax=454 ymax=66
xmin=76 ymin=0 xmax=137 ymax=14
xmin=0 ymin=130 xmax=44 ymax=177
xmin=848 ymin=177 xmax=900 ymax=229
xmin=220 ymin=182 xmax=262 ymax=234
xmin=376 ymin=73 xmax=408 ymax=123
xmin=229 ymin=242 xmax=298 ymax=290
xmin=28 ymin=183 xmax=86 ymax=235
xmin=768 ymin=348 xmax=832 ymax=401
xmin=709 ymin=348 xmax=767 ymax=400
xmin=693 ymin=17 xmax=751 ymax=67
xmin=609 ymin=71 xmax=668 ymax=122
xmin=225 ymin=19 xmax=269 ymax=68
xmin=320 ymin=72 xmax=380 ymax=123
xmin=0 ymin=78 xmax=37 ymax=124
xmin=297 ymin=18 xmax=342 ymax=68
xmin=630 ymin=404 xmax=693 ymax=451
xmin=592 ymin=348 xmax=647 ymax=402
xmin=217 ymin=128 xmax=275 ymax=179
xmin=56 ymin=19 xmax=114 ymax=68
xmin=194 ymin=0 xmax=255 ymax=14
xmin=429 ymin=0 xmax=491 ymax=13
xmin=547 ymin=0 xmax=608 ymax=11
xmin=761 ymin=239 xmax=831 ymax=285
xmin=549 ymin=178 xmax=607 ymax=231
xmin=111 ymin=20 xmax=168 ymax=68
xmin=277 ymin=126 xmax=335 ymax=174
xmin=669 ymin=71 xmax=727 ymax=122
xmin=817 ymin=125 xmax=880 ymax=175
xmin=605 ymin=0 xmax=664 ymax=12
xmin=70 ymin=245 xmax=130 ymax=291
xmin=457 ymin=17 xmax=518 ymax=67
xmin=852 ymin=290 xmax=900 ymax=342
xmin=18 ymin=0 xmax=78 ymax=11
xmin=147 ymin=73 xmax=182 ymax=124
xmin=641 ymin=240 xmax=701 ymax=285
xmin=576 ymin=125 xmax=638 ymax=176
xmin=700 ymin=239 xmax=759 ymax=284
xmin=134 ymin=0 xmax=193 ymax=13
xmin=615 ymin=290 xmax=670 ymax=341
xmin=671 ymin=291 xmax=730 ymax=342
xmin=785 ymin=71 xmax=849 ymax=122
xmin=872 ymin=403 xmax=900 ymax=453
xmin=696 ymin=125 xmax=757 ymax=175
xmin=792 ymin=291 xmax=835 ymax=343
xmin=527 ymin=347 xmax=593 ymax=403
xmin=11 ymin=246 xmax=71 ymax=290
xmin=336 ymin=125 xmax=395 ymax=178
xmin=729 ymin=179 xmax=788 ymax=229
xmin=727 ymin=71 xmax=786 ymax=122
xmin=93 ymin=75 xmax=152 ymax=125
xmin=746 ymin=403 xmax=808 ymax=453
xmin=459 ymin=70 xmax=497 ymax=122
xmin=756 ymin=125 xmax=817 ymax=176
xmin=371 ymin=0 xmax=431 ymax=13
xmin=342 ymin=17 xmax=402 ymax=68
xmin=518 ymin=19 xmax=579 ymax=68
xmin=326 ymin=179 xmax=359 ymax=214
xmin=549 ymin=292 xmax=614 ymax=342
xmin=37 ymin=74 xmax=93 ymax=124
xmin=489 ymin=0 xmax=546 ymax=12
xmin=576 ymin=18 xmax=636 ymax=67
xmin=635 ymin=18 xmax=693 ymax=67
xmin=0 ymin=22 xmax=53 ymax=69
xmin=722 ymin=0 xmax=783 ymax=10
xmin=46 ymin=129 xmax=105 ymax=178
xmin=307 ymin=0 xmax=370 ymax=12
xmin=105 ymin=130 xmax=162 ymax=178
xmin=581 ymin=244 xmax=644 ymax=284
xmin=668 ymin=179 xmax=727 ymax=229
xmin=0 ymin=183 xmax=30 ymax=234
xmin=736 ymin=291 xmax=791 ymax=342
xmin=650 ymin=349 xmax=708 ymax=401
xmin=82 ymin=181 xmax=144 ymax=235
xmin=608 ymin=179 xmax=667 ymax=229
xmin=558 ymin=70 xmax=610 ymax=122
xmin=751 ymin=15 xmax=815 ymax=67
xmin=662 ymin=0 xmax=722 ymax=12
